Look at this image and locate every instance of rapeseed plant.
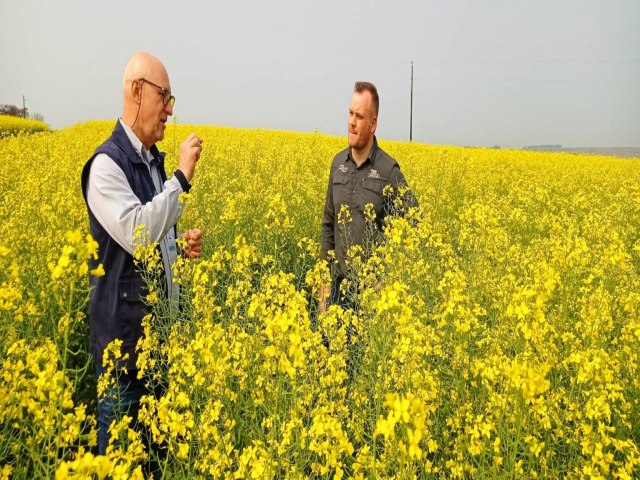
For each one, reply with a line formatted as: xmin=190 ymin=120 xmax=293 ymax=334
xmin=1 ymin=120 xmax=640 ymax=477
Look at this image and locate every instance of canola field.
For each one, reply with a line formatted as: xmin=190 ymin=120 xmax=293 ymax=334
xmin=1 ymin=120 xmax=639 ymax=479
xmin=0 ymin=115 xmax=48 ymax=136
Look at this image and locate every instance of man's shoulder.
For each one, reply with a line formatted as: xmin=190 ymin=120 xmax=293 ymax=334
xmin=85 ymin=153 xmax=128 ymax=188
xmin=374 ymin=146 xmax=400 ymax=172
xmin=94 ymin=135 xmax=125 ymax=160
xmin=83 ymin=126 xmax=133 ymax=183
xmin=330 ymin=147 xmax=350 ymax=167
xmin=82 ymin=150 xmax=124 ymax=198
xmin=84 ymin=139 xmax=124 ymax=178
xmin=91 ymin=153 xmax=119 ymax=170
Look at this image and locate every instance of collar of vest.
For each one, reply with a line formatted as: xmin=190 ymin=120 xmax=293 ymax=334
xmin=111 ymin=120 xmax=165 ymax=165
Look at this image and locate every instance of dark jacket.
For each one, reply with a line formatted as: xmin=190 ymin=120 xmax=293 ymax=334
xmin=81 ymin=121 xmax=168 ymax=370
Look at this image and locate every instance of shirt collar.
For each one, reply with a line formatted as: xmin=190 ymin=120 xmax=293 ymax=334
xmin=119 ymin=118 xmax=153 ymax=163
xmin=347 ymin=136 xmax=379 ymax=167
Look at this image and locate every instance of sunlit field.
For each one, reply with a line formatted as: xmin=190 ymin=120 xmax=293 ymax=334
xmin=1 ymin=120 xmax=639 ymax=479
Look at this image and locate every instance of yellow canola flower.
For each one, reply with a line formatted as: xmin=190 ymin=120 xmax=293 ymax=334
xmin=0 ymin=114 xmax=48 ymax=134
xmin=3 ymin=121 xmax=640 ymax=479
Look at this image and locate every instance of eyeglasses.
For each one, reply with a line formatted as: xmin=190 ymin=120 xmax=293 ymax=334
xmin=140 ymin=78 xmax=175 ymax=107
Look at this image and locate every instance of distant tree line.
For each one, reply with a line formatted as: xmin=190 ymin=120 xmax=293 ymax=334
xmin=0 ymin=104 xmax=45 ymax=122
xmin=523 ymin=144 xmax=562 ymax=151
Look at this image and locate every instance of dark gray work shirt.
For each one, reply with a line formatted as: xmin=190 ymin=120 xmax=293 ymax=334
xmin=321 ymin=138 xmax=417 ymax=277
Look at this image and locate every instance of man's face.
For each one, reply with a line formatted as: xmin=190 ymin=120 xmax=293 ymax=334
xmin=138 ymin=73 xmax=173 ymax=147
xmin=348 ymin=91 xmax=377 ymax=152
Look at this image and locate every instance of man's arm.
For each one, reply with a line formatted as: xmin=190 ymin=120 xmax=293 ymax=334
xmin=320 ymin=169 xmax=336 ymax=262
xmin=319 ymin=169 xmax=335 ymax=313
xmin=389 ymin=165 xmax=419 ymax=212
xmin=86 ymin=155 xmax=186 ymax=255
xmin=87 ymin=133 xmax=203 ymax=255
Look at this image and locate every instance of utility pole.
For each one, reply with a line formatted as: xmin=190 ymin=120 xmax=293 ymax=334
xmin=409 ymin=61 xmax=413 ymax=142
xmin=22 ymin=95 xmax=26 ymax=118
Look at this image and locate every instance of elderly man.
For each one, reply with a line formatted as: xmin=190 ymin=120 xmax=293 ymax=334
xmin=320 ymin=81 xmax=417 ymax=313
xmin=81 ymin=51 xmax=203 ymax=456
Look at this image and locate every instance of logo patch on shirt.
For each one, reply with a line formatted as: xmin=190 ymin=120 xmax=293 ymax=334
xmin=368 ymin=169 xmax=381 ymax=179
xmin=339 ymin=164 xmax=349 ymax=173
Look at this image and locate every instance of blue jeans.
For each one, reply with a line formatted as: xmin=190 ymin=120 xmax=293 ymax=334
xmin=329 ymin=275 xmax=357 ymax=311
xmin=96 ymin=364 xmax=147 ymax=454
xmin=96 ymin=364 xmax=164 ymax=477
xmin=324 ymin=276 xmax=358 ymax=349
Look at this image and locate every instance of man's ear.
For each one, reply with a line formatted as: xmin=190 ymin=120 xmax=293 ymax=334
xmin=131 ymin=79 xmax=142 ymax=105
xmin=371 ymin=115 xmax=378 ymax=134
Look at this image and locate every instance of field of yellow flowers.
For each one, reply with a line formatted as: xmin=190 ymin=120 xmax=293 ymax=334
xmin=0 ymin=115 xmax=49 ymax=136
xmin=1 ymin=120 xmax=639 ymax=479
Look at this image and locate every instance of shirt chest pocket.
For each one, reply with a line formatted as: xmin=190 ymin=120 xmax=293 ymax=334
xmin=332 ymin=174 xmax=352 ymax=203
xmin=361 ymin=177 xmax=387 ymax=213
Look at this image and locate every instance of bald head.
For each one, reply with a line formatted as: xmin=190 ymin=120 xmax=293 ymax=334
xmin=121 ymin=51 xmax=173 ymax=149
xmin=123 ymin=51 xmax=169 ymax=97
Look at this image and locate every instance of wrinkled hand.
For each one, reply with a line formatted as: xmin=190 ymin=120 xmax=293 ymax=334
xmin=178 ymin=133 xmax=203 ymax=182
xmin=319 ymin=284 xmax=331 ymax=314
xmin=182 ymin=228 xmax=202 ymax=259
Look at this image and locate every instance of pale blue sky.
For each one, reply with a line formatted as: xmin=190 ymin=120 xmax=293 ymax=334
xmin=1 ymin=0 xmax=638 ymax=148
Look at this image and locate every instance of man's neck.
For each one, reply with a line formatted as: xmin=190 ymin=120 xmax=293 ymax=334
xmin=121 ymin=116 xmax=152 ymax=150
xmin=351 ymin=139 xmax=374 ymax=167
